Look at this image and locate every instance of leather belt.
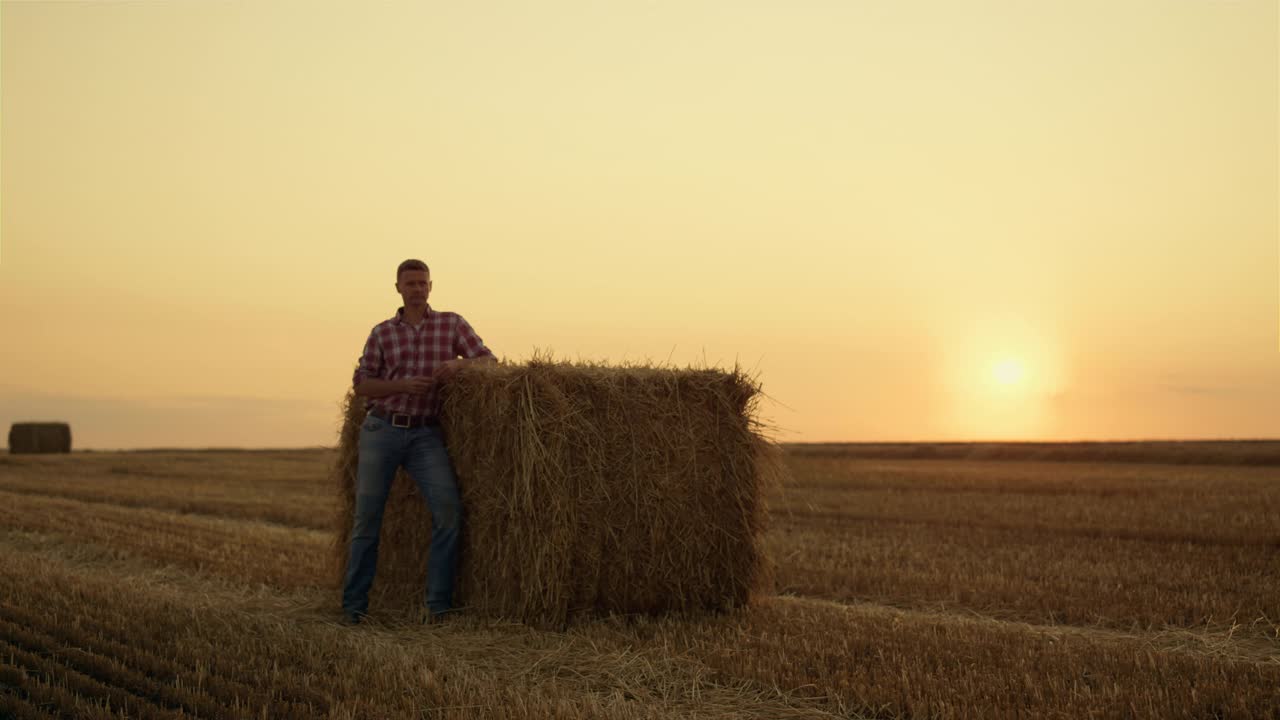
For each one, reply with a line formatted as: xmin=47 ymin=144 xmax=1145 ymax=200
xmin=371 ymin=408 xmax=439 ymax=429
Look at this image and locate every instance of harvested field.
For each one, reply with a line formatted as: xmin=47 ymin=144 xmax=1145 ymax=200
xmin=788 ymin=439 xmax=1280 ymax=466
xmin=0 ymin=447 xmax=1277 ymax=718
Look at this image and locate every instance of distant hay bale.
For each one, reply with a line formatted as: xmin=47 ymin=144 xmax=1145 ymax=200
xmin=8 ymin=422 xmax=72 ymax=454
xmin=331 ymin=358 xmax=784 ymax=627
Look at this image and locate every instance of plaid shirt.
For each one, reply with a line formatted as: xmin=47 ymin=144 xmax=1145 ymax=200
xmin=353 ymin=304 xmax=495 ymax=417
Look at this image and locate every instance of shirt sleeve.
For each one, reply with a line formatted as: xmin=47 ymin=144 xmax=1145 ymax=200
xmin=352 ymin=330 xmax=385 ymax=388
xmin=453 ymin=315 xmax=495 ymax=360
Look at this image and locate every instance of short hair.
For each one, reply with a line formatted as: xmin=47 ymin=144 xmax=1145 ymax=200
xmin=396 ymin=259 xmax=430 ymax=280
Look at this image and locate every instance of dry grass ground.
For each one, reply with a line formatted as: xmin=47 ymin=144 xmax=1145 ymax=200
xmin=0 ymin=447 xmax=1277 ymax=719
xmin=787 ymin=440 xmax=1280 ymax=466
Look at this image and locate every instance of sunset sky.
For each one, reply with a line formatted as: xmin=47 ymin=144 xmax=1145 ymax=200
xmin=2 ymin=1 xmax=1276 ymax=449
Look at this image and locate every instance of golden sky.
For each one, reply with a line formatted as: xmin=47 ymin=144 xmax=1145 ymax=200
xmin=2 ymin=1 xmax=1276 ymax=448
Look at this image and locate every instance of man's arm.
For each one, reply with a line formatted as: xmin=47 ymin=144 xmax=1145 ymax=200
xmin=436 ymin=315 xmax=497 ymax=380
xmin=352 ymin=329 xmax=432 ymax=398
xmin=452 ymin=315 xmax=495 ymax=361
xmin=433 ymin=355 xmax=495 ymax=382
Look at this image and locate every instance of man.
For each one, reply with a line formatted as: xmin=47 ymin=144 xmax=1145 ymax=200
xmin=341 ymin=258 xmax=496 ymax=624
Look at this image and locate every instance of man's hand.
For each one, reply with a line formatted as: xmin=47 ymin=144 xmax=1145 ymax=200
xmin=433 ymin=359 xmax=465 ymax=382
xmin=400 ymin=376 xmax=434 ymax=395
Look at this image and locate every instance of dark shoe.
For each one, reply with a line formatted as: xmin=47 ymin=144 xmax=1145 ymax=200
xmin=422 ymin=607 xmax=459 ymax=625
xmin=340 ymin=611 xmax=364 ymax=626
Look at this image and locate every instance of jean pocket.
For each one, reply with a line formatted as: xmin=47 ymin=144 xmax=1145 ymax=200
xmin=361 ymin=415 xmax=386 ymax=433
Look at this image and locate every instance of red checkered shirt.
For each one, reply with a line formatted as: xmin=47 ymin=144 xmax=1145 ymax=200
xmin=352 ymin=304 xmax=495 ymax=418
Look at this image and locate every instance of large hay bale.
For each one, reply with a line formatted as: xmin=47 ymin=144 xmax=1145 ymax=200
xmin=332 ymin=359 xmax=783 ymax=627
xmin=8 ymin=422 xmax=72 ymax=454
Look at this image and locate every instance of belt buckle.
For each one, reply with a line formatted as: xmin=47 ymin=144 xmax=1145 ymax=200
xmin=391 ymin=413 xmax=411 ymax=428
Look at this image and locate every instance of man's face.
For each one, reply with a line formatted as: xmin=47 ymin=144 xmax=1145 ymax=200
xmin=396 ymin=270 xmax=431 ymax=309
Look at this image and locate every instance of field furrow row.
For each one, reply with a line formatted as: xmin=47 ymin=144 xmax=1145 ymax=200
xmin=0 ymin=637 xmax=175 ymax=720
xmin=607 ymin=596 xmax=1280 ymax=720
xmin=766 ymin=518 xmax=1280 ymax=636
xmin=0 ymin=450 xmax=338 ymax=531
xmin=0 ymin=530 xmax=841 ymax=719
xmin=0 ymin=489 xmax=332 ymax=590
xmin=0 ymin=684 xmax=60 ymax=720
xmin=0 ymin=605 xmax=266 ymax=718
xmin=776 ymin=459 xmax=1280 ymax=542
xmin=778 ymin=505 xmax=1279 ymax=547
xmin=0 ymin=481 xmax=333 ymax=531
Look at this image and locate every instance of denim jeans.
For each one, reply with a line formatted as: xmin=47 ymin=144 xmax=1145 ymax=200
xmin=341 ymin=413 xmax=463 ymax=617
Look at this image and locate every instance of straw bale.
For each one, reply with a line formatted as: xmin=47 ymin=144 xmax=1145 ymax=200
xmin=332 ymin=358 xmax=783 ymax=627
xmin=8 ymin=422 xmax=72 ymax=454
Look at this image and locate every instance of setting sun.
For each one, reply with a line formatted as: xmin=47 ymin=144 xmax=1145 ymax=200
xmin=993 ymin=359 xmax=1026 ymax=388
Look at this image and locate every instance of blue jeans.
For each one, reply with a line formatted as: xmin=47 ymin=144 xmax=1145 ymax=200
xmin=341 ymin=414 xmax=463 ymax=617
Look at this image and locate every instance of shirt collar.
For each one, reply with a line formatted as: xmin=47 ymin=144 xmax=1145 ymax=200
xmin=393 ymin=304 xmax=433 ymax=325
